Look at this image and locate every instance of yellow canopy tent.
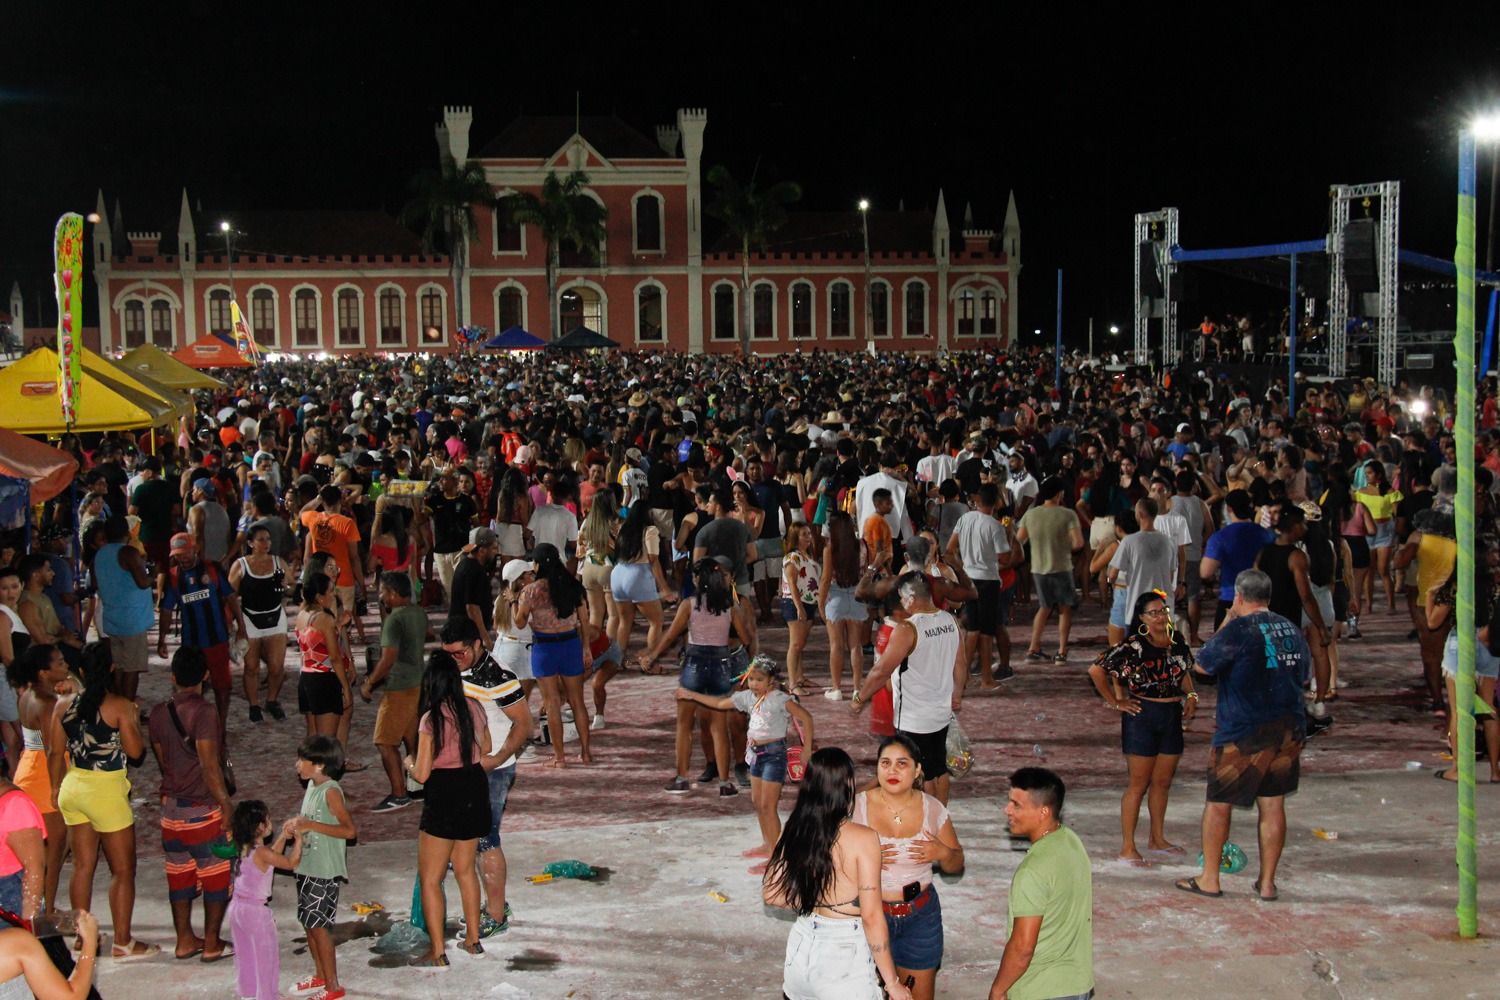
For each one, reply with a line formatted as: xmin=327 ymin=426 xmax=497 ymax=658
xmin=0 ymin=347 xmax=180 ymax=434
xmin=117 ymin=343 xmax=224 ymax=391
xmin=78 ymin=348 xmax=194 ymax=423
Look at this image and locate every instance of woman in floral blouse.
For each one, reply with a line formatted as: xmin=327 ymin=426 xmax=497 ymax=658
xmin=1088 ymin=589 xmax=1198 ymax=867
xmin=779 ymin=523 xmax=821 ymax=697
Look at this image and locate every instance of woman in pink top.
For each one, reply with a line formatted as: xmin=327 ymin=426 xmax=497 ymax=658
xmin=851 ymin=734 xmax=965 ymax=1000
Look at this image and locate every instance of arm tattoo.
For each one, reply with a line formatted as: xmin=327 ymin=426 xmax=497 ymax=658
xmin=860 ymin=884 xmax=878 ymax=891
xmin=870 ymin=943 xmax=889 ymax=954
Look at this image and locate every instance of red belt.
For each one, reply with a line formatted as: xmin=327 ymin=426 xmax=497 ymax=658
xmin=881 ymin=886 xmax=932 ymax=917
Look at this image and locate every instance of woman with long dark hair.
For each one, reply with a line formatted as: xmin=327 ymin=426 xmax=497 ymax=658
xmin=229 ymin=523 xmax=290 ymax=723
xmin=643 ymin=558 xmax=754 ymax=794
xmin=1326 ymin=467 xmax=1372 ymax=638
xmin=610 ymin=502 xmax=671 ymax=659
xmin=763 ymin=747 xmax=911 ymax=1000
xmin=818 ymin=510 xmax=865 ymax=701
xmin=492 ymin=467 xmax=532 ymax=564
xmin=515 ymin=543 xmax=593 ymax=767
xmin=1088 ymin=590 xmax=1197 ymax=868
xmin=403 ymin=649 xmax=491 ymax=967
xmin=367 ymin=497 xmax=415 ymax=604
xmin=47 ymin=642 xmax=156 ymax=959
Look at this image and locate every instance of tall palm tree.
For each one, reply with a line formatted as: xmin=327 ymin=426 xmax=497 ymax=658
xmin=498 ymin=170 xmax=608 ymax=340
xmin=706 ymin=165 xmax=802 ymax=355
xmin=402 ymin=154 xmax=493 ymax=339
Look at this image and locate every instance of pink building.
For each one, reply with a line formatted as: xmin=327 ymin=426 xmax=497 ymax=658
xmin=89 ymin=107 xmax=1019 ymax=355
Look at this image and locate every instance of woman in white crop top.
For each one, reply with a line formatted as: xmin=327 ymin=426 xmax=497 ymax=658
xmin=851 ymin=734 xmax=965 ymax=1000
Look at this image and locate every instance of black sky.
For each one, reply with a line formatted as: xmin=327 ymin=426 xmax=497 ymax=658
xmin=3 ymin=5 xmax=1498 ymax=343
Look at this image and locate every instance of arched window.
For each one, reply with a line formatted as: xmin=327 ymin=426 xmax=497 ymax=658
xmin=497 ymin=287 xmax=524 ymax=331
xmin=712 ymin=284 xmax=737 ymax=341
xmin=379 ymin=288 xmax=404 ymax=346
xmin=753 ymin=284 xmax=775 ymax=340
xmin=294 ymin=289 xmax=319 ymax=347
xmin=150 ymin=300 xmax=173 ymax=347
xmin=904 ymin=281 xmax=927 ymax=338
xmin=870 ymin=280 xmax=890 ymax=338
xmin=790 ymin=282 xmax=813 ymax=340
xmin=637 ymin=284 xmax=664 ymax=342
xmin=250 ymin=288 xmax=276 ymax=347
xmin=122 ymin=301 xmax=146 ymax=348
xmin=420 ymin=288 xmax=444 ymax=336
xmin=559 ymin=286 xmax=603 ymax=334
xmin=980 ymin=291 xmax=998 ymax=336
xmin=956 ymin=289 xmax=975 ymax=337
xmin=336 ymin=288 xmax=361 ymax=346
xmin=828 ymin=281 xmax=852 ymax=339
xmin=207 ymin=289 xmax=231 ymax=336
xmin=634 ymin=193 xmax=663 ymax=253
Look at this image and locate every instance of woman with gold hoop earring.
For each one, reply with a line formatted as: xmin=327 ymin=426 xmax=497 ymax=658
xmin=1088 ymin=589 xmax=1198 ymax=868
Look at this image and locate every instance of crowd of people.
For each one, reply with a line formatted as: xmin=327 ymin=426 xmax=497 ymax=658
xmin=0 ymin=339 xmax=1495 ymax=999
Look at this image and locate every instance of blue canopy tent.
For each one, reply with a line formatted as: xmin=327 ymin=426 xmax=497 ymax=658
xmin=481 ymin=326 xmax=548 ymax=350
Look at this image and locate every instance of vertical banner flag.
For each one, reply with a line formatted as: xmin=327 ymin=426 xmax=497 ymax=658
xmin=54 ymin=213 xmax=84 ymax=426
xmin=230 ymin=299 xmax=259 ymax=363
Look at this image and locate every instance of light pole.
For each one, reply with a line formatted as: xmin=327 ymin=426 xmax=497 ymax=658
xmin=220 ymin=220 xmax=235 ymax=301
xmin=859 ymin=199 xmax=872 ymax=354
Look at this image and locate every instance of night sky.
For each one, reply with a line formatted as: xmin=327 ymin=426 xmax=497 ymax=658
xmin=3 ymin=6 xmax=1498 ymax=345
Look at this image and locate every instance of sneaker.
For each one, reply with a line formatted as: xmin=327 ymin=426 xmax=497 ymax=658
xmin=735 ymin=763 xmax=751 ymax=788
xmin=248 ymin=705 xmax=264 ymax=723
xmin=590 ymin=714 xmax=606 ymax=731
xmin=309 ymin=989 xmax=346 ymax=1000
xmin=664 ymin=776 xmax=692 ymax=793
xmin=265 ymin=700 xmax=287 ymax=721
xmin=1024 ymin=650 xmax=1048 ymax=663
xmin=1309 ymin=701 xmax=1327 ymax=719
xmin=455 ymin=940 xmax=485 ymax=959
xmin=371 ymin=795 xmax=412 ymax=813
xmin=517 ymin=742 xmax=540 ymax=762
xmin=291 ymin=976 xmax=326 ymax=996
xmin=993 ymin=664 xmax=1016 ymax=682
xmin=1346 ymin=625 xmax=1363 ymax=639
xmin=823 ymin=689 xmax=843 ymax=701
xmin=719 ymin=781 xmax=740 ymax=797
xmin=476 ymin=906 xmax=510 ymax=938
xmin=408 ymin=953 xmax=450 ymax=969
xmin=696 ymin=764 xmax=719 ymax=783
xmin=1307 ymin=715 xmax=1334 ymax=737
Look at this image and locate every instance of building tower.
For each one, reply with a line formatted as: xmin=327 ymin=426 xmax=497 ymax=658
xmin=678 ymin=107 xmax=707 ymax=353
xmin=933 ymin=189 xmax=951 ymax=350
xmin=1003 ymin=190 xmax=1020 ymax=349
xmin=93 ymin=190 xmax=114 ymax=351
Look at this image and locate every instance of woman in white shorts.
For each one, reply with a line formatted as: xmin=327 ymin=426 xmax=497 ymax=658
xmin=229 ymin=524 xmax=289 ymax=722
xmin=577 ymin=493 xmax=619 ymax=645
xmin=491 ymin=561 xmax=536 ymax=688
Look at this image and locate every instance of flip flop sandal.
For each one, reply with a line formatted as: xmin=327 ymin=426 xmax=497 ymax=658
xmin=112 ymin=940 xmax=161 ymax=962
xmin=174 ymin=947 xmax=203 ymax=961
xmin=200 ymin=946 xmax=235 ymax=963
xmin=1252 ymin=879 xmax=1279 ymax=901
xmin=1174 ymin=877 xmax=1223 ymax=898
xmin=1116 ymin=857 xmax=1154 ymax=869
xmin=1146 ymin=845 xmax=1188 ymax=857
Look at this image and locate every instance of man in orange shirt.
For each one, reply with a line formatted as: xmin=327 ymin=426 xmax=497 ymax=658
xmin=300 ymin=484 xmax=366 ymax=643
xmin=862 ymin=489 xmax=895 ymax=571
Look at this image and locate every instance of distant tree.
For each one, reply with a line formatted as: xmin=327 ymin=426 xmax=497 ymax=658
xmin=706 ymin=165 xmax=802 ymax=355
xmin=498 ymin=170 xmax=608 ymax=340
xmin=402 ymin=153 xmax=493 ymax=336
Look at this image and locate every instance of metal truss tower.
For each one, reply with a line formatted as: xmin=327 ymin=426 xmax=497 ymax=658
xmin=1134 ymin=209 xmax=1179 ymax=366
xmin=1327 ymin=182 xmax=1399 ymax=383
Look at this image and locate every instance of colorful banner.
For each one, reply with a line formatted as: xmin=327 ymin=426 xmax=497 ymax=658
xmin=54 ymin=213 xmax=83 ymax=426
xmin=230 ymin=299 xmax=259 ymax=364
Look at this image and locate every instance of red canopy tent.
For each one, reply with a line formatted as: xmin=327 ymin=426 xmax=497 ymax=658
xmin=0 ymin=425 xmax=78 ymax=512
xmin=172 ymin=334 xmax=252 ymax=369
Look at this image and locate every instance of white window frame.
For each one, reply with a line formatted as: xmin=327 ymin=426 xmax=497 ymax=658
xmin=494 ymin=281 xmax=528 ymax=332
xmin=954 ymin=287 xmax=977 ymax=338
xmin=492 ymin=189 xmax=526 ymax=257
xmin=246 ymin=284 xmax=279 ymax=349
xmin=333 ymin=283 xmax=366 ymax=349
xmin=149 ymin=298 xmax=175 ymax=347
xmin=376 ymin=283 xmax=407 ymax=348
xmin=202 ymin=283 xmax=233 ymax=337
xmin=291 ymin=285 xmax=322 ymax=349
xmin=631 ymin=189 xmax=666 ymax=255
xmin=417 ymin=282 xmax=448 ymax=348
xmin=634 ymin=279 xmax=667 ymax=344
xmin=902 ymin=279 xmax=930 ymax=339
xmin=788 ymin=281 xmax=815 ymax=341
xmin=710 ymin=281 xmax=738 ymax=341
xmin=120 ymin=298 xmax=147 ymax=348
xmin=826 ymin=279 xmax=854 ymax=340
xmin=557 ymin=278 xmax=609 ymax=337
xmin=751 ymin=281 xmax=778 ymax=341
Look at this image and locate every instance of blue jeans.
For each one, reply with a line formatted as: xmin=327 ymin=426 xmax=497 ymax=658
xmin=885 ymin=884 xmax=944 ymax=971
xmin=0 ymin=871 xmax=20 ymax=916
xmin=477 ymin=765 xmax=516 ymax=853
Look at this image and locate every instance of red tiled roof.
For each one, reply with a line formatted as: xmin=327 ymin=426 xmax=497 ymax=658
xmin=707 ymin=210 xmax=948 ymax=256
xmin=478 ymin=116 xmax=668 ymax=160
xmin=206 ymin=211 xmax=425 ymax=258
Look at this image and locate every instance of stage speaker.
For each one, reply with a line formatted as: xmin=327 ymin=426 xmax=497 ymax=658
xmin=1139 ymin=242 xmax=1163 ymax=298
xmin=1343 ymin=219 xmax=1378 ymax=296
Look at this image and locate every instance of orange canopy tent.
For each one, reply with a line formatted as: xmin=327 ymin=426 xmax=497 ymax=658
xmin=0 ymin=426 xmax=77 ymax=504
xmin=172 ymin=334 xmax=252 ymax=369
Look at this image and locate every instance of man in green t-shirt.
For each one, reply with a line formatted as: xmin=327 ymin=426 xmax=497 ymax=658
xmin=130 ymin=456 xmax=181 ymax=570
xmin=361 ymin=572 xmax=429 ymax=812
xmin=990 ymin=768 xmax=1093 ymax=1000
xmin=1016 ymin=479 xmax=1084 ymax=664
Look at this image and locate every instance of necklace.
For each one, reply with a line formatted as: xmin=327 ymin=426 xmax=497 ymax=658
xmin=881 ymin=788 xmax=919 ymax=827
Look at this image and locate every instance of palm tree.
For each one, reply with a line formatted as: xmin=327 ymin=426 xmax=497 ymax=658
xmin=402 ymin=153 xmax=493 ymax=339
xmin=498 ymin=170 xmax=609 ymax=340
xmin=706 ymin=165 xmax=802 ymax=354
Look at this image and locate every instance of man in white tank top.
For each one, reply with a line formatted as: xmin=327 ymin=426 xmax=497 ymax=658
xmin=852 ymin=572 xmax=964 ymax=804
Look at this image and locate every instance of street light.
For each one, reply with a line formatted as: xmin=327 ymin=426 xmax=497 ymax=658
xmin=219 ymin=220 xmax=236 ymax=301
xmin=1475 ymin=114 xmax=1500 ymax=273
xmin=859 ymin=200 xmax=872 ymax=353
xmin=1108 ymin=324 xmax=1120 ymax=335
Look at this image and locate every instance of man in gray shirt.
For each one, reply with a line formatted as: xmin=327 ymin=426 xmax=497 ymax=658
xmin=1109 ymin=497 xmax=1179 ymax=624
xmin=692 ymin=485 xmax=758 ymax=598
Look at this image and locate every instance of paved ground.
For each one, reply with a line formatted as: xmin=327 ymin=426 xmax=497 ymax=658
xmin=76 ymin=589 xmax=1500 ymax=998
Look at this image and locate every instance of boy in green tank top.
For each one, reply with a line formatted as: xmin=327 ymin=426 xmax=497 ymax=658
xmin=289 ymin=735 xmax=357 ymax=1000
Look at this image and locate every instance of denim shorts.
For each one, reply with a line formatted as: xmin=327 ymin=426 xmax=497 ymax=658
xmin=610 ymin=562 xmax=659 ymax=604
xmin=1370 ymin=520 xmax=1395 ymax=549
xmin=782 ymin=913 xmax=881 ymax=1000
xmin=782 ymin=597 xmax=821 ymax=626
xmin=1442 ymin=631 xmax=1500 ymax=679
xmin=680 ymin=644 xmax=741 ymax=696
xmin=531 ymin=631 xmax=584 ymax=679
xmin=824 ymin=584 xmax=864 ymax=623
xmin=885 ymin=884 xmax=944 ymax=972
xmin=0 ymin=870 xmax=20 ymax=916
xmin=1121 ymin=698 xmax=1185 ymax=757
xmin=1109 ymin=586 xmax=1129 ymax=628
xmin=477 ymin=764 xmax=516 ymax=853
xmin=749 ymin=739 xmax=789 ymax=783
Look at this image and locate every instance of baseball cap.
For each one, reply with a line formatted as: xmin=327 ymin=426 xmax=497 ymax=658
xmin=170 ymin=533 xmax=195 ymax=552
xmin=501 ymin=560 xmax=536 ymax=584
xmin=462 ymin=526 xmax=499 ymax=553
xmin=195 ymin=480 xmax=218 ymax=498
xmin=1176 ymin=423 xmax=1192 ymax=434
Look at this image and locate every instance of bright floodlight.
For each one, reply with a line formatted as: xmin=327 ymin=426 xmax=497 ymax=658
xmin=219 ymin=220 xmax=231 ymax=232
xmin=1109 ymin=325 xmax=1120 ymax=335
xmin=858 ymin=199 xmax=869 ymax=211
xmin=1473 ymin=114 xmax=1500 ymax=140
xmin=1410 ymin=399 xmax=1430 ymax=417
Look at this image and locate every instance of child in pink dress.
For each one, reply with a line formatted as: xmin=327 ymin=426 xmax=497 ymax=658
xmin=228 ymin=800 xmax=302 ymax=1000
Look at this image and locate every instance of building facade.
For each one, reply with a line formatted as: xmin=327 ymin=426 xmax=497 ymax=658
xmin=93 ymin=106 xmax=1019 ymax=355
